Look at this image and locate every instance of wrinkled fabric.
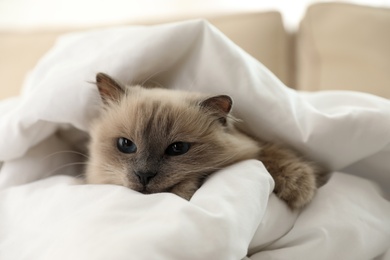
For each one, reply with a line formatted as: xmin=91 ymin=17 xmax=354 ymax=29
xmin=0 ymin=20 xmax=389 ymax=259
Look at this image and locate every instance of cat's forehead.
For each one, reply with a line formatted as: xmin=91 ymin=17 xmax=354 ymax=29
xmin=126 ymin=86 xmax=201 ymax=101
xmin=122 ymin=86 xmax=198 ymax=115
xmin=109 ymin=87 xmax=209 ymax=141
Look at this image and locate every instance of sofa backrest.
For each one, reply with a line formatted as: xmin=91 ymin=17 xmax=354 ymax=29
xmin=0 ymin=11 xmax=290 ymax=100
xmin=1 ymin=3 xmax=389 ymax=100
xmin=297 ymin=3 xmax=390 ymax=98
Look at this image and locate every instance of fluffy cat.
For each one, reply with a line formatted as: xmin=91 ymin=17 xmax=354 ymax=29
xmin=86 ymin=73 xmax=329 ymax=209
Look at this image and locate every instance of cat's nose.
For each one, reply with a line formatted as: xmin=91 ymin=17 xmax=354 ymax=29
xmin=134 ymin=171 xmax=157 ymax=186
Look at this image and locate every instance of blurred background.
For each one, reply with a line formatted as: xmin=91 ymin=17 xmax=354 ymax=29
xmin=0 ymin=0 xmax=389 ymax=30
xmin=1 ymin=0 xmax=390 ymax=99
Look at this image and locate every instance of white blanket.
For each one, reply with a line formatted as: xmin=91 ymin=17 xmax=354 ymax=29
xmin=0 ymin=20 xmax=389 ymax=260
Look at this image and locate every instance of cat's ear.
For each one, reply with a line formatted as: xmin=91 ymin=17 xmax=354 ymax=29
xmin=200 ymin=95 xmax=233 ymax=125
xmin=95 ymin=73 xmax=125 ymax=104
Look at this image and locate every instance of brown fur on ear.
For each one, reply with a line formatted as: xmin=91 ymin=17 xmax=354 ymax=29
xmin=96 ymin=73 xmax=125 ymax=104
xmin=200 ymin=95 xmax=232 ymax=113
xmin=200 ymin=95 xmax=233 ymax=125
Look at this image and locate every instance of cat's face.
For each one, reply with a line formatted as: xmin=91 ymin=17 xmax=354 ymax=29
xmin=86 ymin=73 xmax=240 ymax=195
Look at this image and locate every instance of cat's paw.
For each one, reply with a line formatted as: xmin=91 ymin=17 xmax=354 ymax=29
xmin=273 ymin=162 xmax=317 ymax=210
xmin=170 ymin=180 xmax=201 ymax=201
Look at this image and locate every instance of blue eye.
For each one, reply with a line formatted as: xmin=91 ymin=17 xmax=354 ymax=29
xmin=117 ymin=137 xmax=137 ymax=153
xmin=165 ymin=142 xmax=191 ymax=156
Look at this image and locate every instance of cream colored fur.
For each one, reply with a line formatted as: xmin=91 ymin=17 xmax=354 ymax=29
xmin=86 ymin=73 xmax=329 ymax=209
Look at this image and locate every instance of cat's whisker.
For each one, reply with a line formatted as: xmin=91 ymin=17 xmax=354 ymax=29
xmin=181 ymin=151 xmax=245 ymax=175
xmin=96 ymin=165 xmax=127 ymax=185
xmin=140 ymin=69 xmax=167 ymax=87
xmin=180 ymin=164 xmax=223 ymax=175
xmin=46 ymin=161 xmax=98 ymax=178
xmin=73 ymin=173 xmax=85 ymax=179
xmin=216 ymin=151 xmax=245 ymax=165
xmin=42 ymin=150 xmax=90 ymax=161
xmin=187 ymin=75 xmax=198 ymax=91
xmin=87 ymin=73 xmax=325 ymax=209
xmin=148 ymin=80 xmax=165 ymax=89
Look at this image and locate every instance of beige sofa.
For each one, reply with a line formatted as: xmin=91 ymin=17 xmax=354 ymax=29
xmin=1 ymin=2 xmax=389 ymax=100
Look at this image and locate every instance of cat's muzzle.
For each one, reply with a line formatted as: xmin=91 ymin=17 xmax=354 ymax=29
xmin=134 ymin=171 xmax=157 ymax=186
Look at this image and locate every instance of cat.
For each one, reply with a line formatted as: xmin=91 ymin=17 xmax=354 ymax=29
xmin=85 ymin=73 xmax=330 ymax=209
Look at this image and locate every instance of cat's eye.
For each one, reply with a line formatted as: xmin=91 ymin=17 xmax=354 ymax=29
xmin=165 ymin=142 xmax=191 ymax=156
xmin=117 ymin=137 xmax=137 ymax=154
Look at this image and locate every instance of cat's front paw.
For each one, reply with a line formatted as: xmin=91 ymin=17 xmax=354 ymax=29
xmin=273 ymin=163 xmax=317 ymax=210
xmin=170 ymin=180 xmax=201 ymax=200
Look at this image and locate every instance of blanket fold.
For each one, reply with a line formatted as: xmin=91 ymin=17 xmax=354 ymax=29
xmin=0 ymin=20 xmax=389 ymax=259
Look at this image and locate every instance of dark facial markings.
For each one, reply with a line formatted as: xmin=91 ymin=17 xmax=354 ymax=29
xmin=134 ymin=171 xmax=157 ymax=186
xmin=117 ymin=99 xmax=197 ymax=188
xmin=143 ymin=101 xmax=161 ymax=139
xmin=139 ymin=101 xmax=180 ymax=154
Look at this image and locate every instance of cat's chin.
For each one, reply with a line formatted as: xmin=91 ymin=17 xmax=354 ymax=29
xmin=130 ymin=184 xmax=169 ymax=195
xmin=139 ymin=190 xmax=152 ymax=195
xmin=127 ymin=178 xmax=202 ymax=200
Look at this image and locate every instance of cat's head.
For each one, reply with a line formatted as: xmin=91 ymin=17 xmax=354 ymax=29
xmin=86 ymin=73 xmax=245 ymax=196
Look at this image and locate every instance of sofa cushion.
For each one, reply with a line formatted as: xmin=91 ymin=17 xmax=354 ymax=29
xmin=0 ymin=31 xmax=66 ymax=99
xmin=0 ymin=11 xmax=290 ymax=100
xmin=209 ymin=12 xmax=291 ymax=87
xmin=297 ymin=3 xmax=390 ymax=98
